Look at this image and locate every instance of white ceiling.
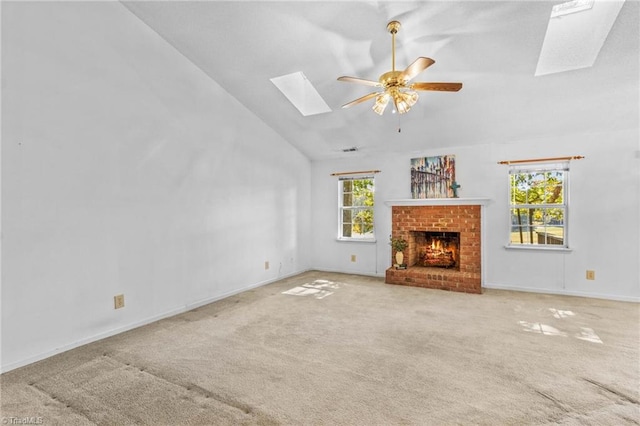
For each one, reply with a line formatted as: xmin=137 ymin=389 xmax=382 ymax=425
xmin=122 ymin=1 xmax=639 ymax=161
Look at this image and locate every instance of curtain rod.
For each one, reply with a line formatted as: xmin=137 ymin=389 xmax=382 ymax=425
xmin=330 ymin=170 xmax=381 ymax=176
xmin=497 ymin=155 xmax=584 ymax=165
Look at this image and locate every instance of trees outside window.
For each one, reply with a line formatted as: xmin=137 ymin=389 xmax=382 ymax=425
xmin=509 ymin=164 xmax=568 ymax=248
xmin=339 ymin=177 xmax=374 ymax=240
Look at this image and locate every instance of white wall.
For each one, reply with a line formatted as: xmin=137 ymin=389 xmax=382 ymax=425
xmin=311 ymin=128 xmax=639 ymax=302
xmin=1 ymin=2 xmax=311 ymax=372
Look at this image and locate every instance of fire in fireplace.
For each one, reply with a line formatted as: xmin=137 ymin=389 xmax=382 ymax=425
xmin=413 ymin=231 xmax=460 ymax=270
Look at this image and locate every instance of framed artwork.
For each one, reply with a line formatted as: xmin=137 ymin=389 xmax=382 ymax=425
xmin=411 ymin=155 xmax=456 ymax=198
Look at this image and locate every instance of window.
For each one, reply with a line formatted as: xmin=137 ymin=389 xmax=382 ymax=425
xmin=509 ymin=162 xmax=568 ymax=248
xmin=338 ymin=176 xmax=374 ymax=240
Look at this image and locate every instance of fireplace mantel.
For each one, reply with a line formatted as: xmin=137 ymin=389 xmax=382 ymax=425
xmin=384 ymin=197 xmax=491 ymax=207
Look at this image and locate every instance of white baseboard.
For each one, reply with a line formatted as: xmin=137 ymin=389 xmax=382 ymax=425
xmin=314 ymin=270 xmax=639 ymax=302
xmin=483 ymin=282 xmax=640 ymax=303
xmin=1 ymin=269 xmax=308 ymax=374
xmin=311 ymin=269 xmax=639 ymax=302
xmin=311 ymin=267 xmax=386 ymax=278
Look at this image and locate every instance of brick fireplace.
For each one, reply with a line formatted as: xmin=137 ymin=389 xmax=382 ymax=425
xmin=385 ymin=199 xmax=488 ymax=294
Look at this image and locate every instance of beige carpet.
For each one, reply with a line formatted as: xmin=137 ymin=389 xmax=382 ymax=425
xmin=2 ymin=271 xmax=639 ymax=425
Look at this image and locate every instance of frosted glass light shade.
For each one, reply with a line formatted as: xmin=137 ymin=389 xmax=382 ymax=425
xmin=373 ymin=93 xmax=390 ymax=115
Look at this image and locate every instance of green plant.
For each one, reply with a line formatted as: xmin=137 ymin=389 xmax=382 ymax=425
xmin=389 ymin=236 xmax=408 ymax=253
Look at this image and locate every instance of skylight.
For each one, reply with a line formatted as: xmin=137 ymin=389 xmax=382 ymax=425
xmin=551 ymin=0 xmax=594 ymax=18
xmin=535 ymin=0 xmax=625 ymax=76
xmin=270 ymin=71 xmax=332 ymax=116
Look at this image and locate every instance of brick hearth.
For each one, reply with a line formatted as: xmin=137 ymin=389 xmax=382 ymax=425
xmin=386 ymin=203 xmax=483 ymax=294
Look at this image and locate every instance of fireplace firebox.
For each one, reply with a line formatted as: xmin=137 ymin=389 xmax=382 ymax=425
xmin=412 ymin=231 xmax=460 ymax=270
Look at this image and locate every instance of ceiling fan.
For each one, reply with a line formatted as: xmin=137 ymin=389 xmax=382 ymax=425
xmin=338 ymin=21 xmax=462 ymax=115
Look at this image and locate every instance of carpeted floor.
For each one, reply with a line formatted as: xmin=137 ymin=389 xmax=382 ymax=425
xmin=2 ymin=271 xmax=639 ymax=425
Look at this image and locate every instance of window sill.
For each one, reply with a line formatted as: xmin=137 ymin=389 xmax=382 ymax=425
xmin=336 ymin=238 xmax=377 ymax=244
xmin=504 ymin=245 xmax=573 ymax=252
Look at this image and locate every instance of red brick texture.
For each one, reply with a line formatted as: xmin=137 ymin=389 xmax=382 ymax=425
xmin=385 ymin=205 xmax=482 ymax=294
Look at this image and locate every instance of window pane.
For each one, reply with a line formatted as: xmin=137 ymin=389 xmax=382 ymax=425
xmin=353 ymin=216 xmax=364 ymax=236
xmin=536 ymin=229 xmax=564 ymax=245
xmin=539 ymin=208 xmax=565 ymax=245
xmin=511 ymin=208 xmax=530 ymax=225
xmin=339 ymin=177 xmax=374 ymax=239
xmin=537 ymin=232 xmax=564 ymax=246
xmin=342 ymin=209 xmax=352 ymax=223
xmin=510 ymin=208 xmax=534 ymax=244
xmin=530 ymin=208 xmax=545 ymax=225
xmin=544 ymin=208 xmax=564 ymax=226
xmin=544 ymin=181 xmax=564 ymax=204
xmin=351 ymin=179 xmax=374 ymax=207
xmin=353 ymin=193 xmax=368 ymax=207
xmin=353 ymin=208 xmax=374 ymax=236
xmin=526 ymin=177 xmax=543 ymax=204
xmin=511 ymin=173 xmax=534 ymax=205
xmin=510 ymin=226 xmax=535 ymax=244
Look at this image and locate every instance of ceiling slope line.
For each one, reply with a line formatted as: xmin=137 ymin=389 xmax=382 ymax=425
xmin=117 ymin=1 xmax=310 ymax=160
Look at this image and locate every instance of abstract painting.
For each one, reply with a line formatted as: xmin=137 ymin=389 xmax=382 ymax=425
xmin=411 ymin=155 xmax=456 ymax=198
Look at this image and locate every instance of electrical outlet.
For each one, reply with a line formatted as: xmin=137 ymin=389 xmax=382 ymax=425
xmin=351 ymin=255 xmax=356 ymax=262
xmin=586 ymin=270 xmax=595 ymax=280
xmin=265 ymin=261 xmax=270 ymax=270
xmin=114 ymin=294 xmax=125 ymax=309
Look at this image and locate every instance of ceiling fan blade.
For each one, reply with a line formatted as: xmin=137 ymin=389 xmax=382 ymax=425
xmin=399 ymin=57 xmax=435 ymax=82
xmin=410 ymin=82 xmax=463 ymax=92
xmin=337 ymin=76 xmax=382 ymax=87
xmin=341 ymin=92 xmax=380 ymax=109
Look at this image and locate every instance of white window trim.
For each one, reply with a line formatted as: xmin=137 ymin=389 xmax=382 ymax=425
xmin=504 ymin=245 xmax=573 ymax=252
xmin=336 ymin=237 xmax=378 ymax=243
xmin=506 ymin=162 xmax=570 ymax=250
xmin=337 ymin=175 xmax=375 ymax=242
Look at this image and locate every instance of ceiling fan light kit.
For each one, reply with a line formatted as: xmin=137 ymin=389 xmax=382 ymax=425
xmin=338 ymin=20 xmax=462 ymax=115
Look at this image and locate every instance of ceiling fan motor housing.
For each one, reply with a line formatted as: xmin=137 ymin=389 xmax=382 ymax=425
xmin=379 ymin=70 xmax=407 ymax=88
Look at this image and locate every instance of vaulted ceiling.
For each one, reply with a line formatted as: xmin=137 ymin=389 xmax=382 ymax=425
xmin=122 ymin=1 xmax=639 ymax=161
